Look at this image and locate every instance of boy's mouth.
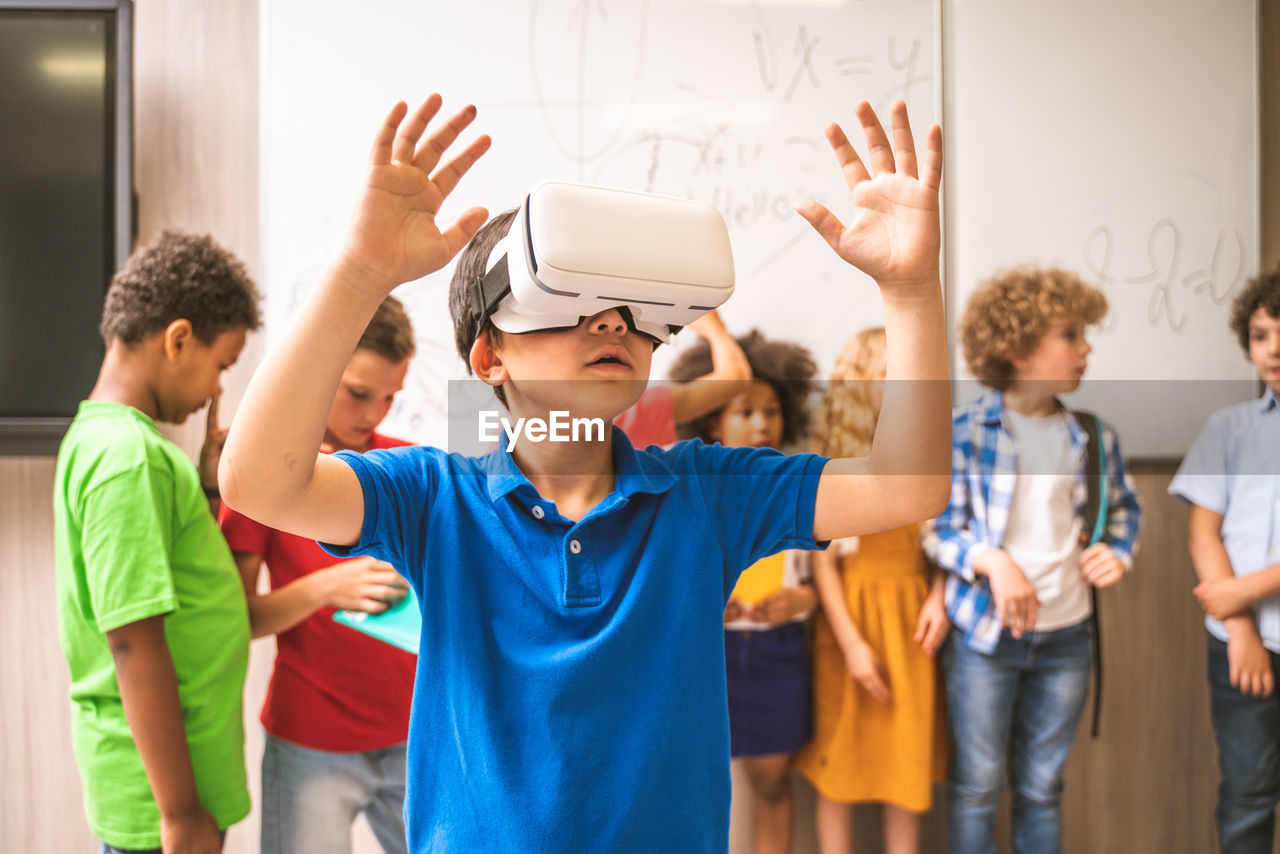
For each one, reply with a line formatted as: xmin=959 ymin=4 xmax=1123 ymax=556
xmin=586 ymin=346 xmax=632 ymax=369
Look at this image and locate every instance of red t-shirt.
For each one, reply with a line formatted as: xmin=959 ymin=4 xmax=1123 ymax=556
xmin=219 ymin=433 xmax=416 ymax=752
xmin=613 ymin=385 xmax=676 ymax=448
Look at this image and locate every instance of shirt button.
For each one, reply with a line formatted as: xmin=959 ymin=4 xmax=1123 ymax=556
xmin=531 ymin=505 xmax=545 ymax=520
xmin=569 ymin=539 xmax=582 ymax=554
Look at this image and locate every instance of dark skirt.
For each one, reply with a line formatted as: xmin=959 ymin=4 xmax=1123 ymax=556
xmin=725 ymin=622 xmax=813 ymax=758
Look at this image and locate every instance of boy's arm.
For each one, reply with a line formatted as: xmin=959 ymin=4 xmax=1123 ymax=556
xmin=106 ymin=617 xmax=222 ymax=854
xmin=220 ymin=97 xmax=489 ymax=545
xmin=799 ymin=101 xmax=951 ymax=541
xmin=1081 ymin=425 xmax=1144 ymax=588
xmin=668 ymin=310 xmax=753 ymax=424
xmin=233 ymin=552 xmax=407 ymax=639
xmin=1188 ymin=504 xmax=1274 ymax=696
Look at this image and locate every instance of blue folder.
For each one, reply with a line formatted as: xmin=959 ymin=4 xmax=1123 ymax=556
xmin=333 ymin=587 xmax=421 ymax=654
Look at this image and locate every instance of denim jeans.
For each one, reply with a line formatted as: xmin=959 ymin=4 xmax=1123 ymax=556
xmin=261 ymin=732 xmax=408 ymax=854
xmin=941 ymin=619 xmax=1092 ymax=854
xmin=1207 ymin=634 xmax=1280 ymax=854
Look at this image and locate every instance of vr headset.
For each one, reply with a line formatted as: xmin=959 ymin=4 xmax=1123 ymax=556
xmin=470 ymin=181 xmax=735 ymax=346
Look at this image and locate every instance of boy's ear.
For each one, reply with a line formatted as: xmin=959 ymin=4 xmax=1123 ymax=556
xmin=468 ymin=329 xmax=509 ymax=387
xmin=161 ymin=319 xmax=195 ymax=361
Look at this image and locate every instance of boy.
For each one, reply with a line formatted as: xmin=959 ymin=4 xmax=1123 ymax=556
xmin=1169 ymin=269 xmax=1280 ymax=853
xmin=220 ymin=94 xmax=951 ymax=853
xmin=219 ymin=296 xmax=417 ymax=854
xmin=53 ymin=230 xmax=261 ymax=853
xmin=922 ymin=267 xmax=1142 ymax=854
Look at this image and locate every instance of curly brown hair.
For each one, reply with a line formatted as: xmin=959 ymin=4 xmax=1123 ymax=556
xmin=1228 ymin=268 xmax=1280 ymax=354
xmin=99 ymin=230 xmax=261 ymax=345
xmin=811 ymin=327 xmax=885 ymax=458
xmin=961 ymin=267 xmax=1107 ymax=390
xmin=359 ymin=295 xmax=416 ymax=363
xmin=668 ymin=329 xmax=816 ymax=446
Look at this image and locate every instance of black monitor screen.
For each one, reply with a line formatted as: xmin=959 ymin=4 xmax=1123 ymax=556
xmin=0 ymin=9 xmax=117 ymax=421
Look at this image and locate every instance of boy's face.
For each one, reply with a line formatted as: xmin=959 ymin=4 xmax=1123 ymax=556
xmin=709 ymin=381 xmax=784 ymax=450
xmin=325 ymin=349 xmax=409 ymax=452
xmin=1247 ymin=307 xmax=1280 ymax=396
xmin=1011 ymin=320 xmax=1091 ymax=394
xmin=478 ymin=307 xmax=653 ymax=422
xmin=159 ymin=326 xmax=247 ymax=424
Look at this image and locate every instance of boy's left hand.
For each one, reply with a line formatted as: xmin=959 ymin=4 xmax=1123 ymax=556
xmin=1080 ymin=543 xmax=1127 ymax=588
xmin=1195 ymin=577 xmax=1252 ymax=621
xmin=198 ymin=391 xmax=227 ymax=491
xmin=796 ymin=100 xmax=942 ymax=293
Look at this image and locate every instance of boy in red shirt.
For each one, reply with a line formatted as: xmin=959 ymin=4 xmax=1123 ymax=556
xmin=219 ymin=297 xmax=416 ymax=854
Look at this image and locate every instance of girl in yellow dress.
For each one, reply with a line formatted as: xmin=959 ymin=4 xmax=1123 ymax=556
xmin=794 ymin=327 xmax=949 ymax=854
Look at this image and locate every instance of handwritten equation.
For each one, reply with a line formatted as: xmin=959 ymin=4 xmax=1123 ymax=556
xmin=1083 ymin=219 xmax=1246 ymax=333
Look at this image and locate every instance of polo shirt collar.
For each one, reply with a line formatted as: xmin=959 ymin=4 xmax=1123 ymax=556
xmin=1258 ymin=387 xmax=1279 ymax=413
xmin=481 ymin=425 xmax=678 ymax=504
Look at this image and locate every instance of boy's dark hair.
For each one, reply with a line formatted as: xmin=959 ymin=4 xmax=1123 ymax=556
xmin=99 ymin=229 xmax=261 ymax=345
xmin=669 ymin=329 xmax=816 ymax=446
xmin=449 ymin=210 xmax=515 ymax=405
xmin=1229 ymin=267 xmax=1280 ymax=354
xmin=961 ymin=266 xmax=1107 ymax=390
xmin=359 ymin=295 xmax=416 ymax=363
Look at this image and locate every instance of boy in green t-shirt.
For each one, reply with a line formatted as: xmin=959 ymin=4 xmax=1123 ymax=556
xmin=53 ymin=230 xmax=262 ymax=854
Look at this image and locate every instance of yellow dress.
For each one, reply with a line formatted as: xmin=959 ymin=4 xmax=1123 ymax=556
xmin=794 ymin=523 xmax=947 ymax=811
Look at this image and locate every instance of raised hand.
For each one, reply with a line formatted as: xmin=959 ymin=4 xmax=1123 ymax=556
xmin=796 ymin=100 xmax=942 ymax=291
xmin=340 ymin=95 xmax=492 ymax=294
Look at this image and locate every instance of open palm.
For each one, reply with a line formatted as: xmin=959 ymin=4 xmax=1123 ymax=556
xmin=797 ymin=100 xmax=942 ymax=290
xmin=341 ymin=95 xmax=492 ymax=292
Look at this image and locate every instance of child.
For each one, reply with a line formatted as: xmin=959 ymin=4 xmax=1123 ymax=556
xmin=218 ymin=296 xmax=417 ymax=854
xmin=52 ymin=230 xmax=261 ymax=854
xmin=670 ymin=329 xmax=820 ymax=854
xmin=794 ymin=327 xmax=949 ymax=854
xmin=220 ymin=94 xmax=951 ymax=853
xmin=922 ymin=267 xmax=1142 ymax=854
xmin=1168 ymin=269 xmax=1280 ymax=853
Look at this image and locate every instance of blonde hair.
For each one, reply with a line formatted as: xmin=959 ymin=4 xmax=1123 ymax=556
xmin=961 ymin=267 xmax=1108 ymax=390
xmin=811 ymin=327 xmax=886 ymax=458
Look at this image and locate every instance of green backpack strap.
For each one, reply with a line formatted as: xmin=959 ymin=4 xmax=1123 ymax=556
xmin=1075 ymin=409 xmax=1108 ymax=738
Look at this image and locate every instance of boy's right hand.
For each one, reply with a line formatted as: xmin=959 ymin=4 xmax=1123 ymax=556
xmin=339 ymin=95 xmax=491 ymax=296
xmin=1226 ymin=618 xmax=1275 ymax=697
xmin=321 ymin=557 xmax=408 ymax=613
xmin=160 ymin=804 xmax=221 ymax=854
xmin=976 ymin=548 xmax=1040 ymax=638
xmin=796 ymin=100 xmax=942 ymax=294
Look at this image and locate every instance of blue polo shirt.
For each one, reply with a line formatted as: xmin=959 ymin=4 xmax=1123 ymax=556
xmin=1169 ymin=388 xmax=1280 ymax=650
xmin=327 ymin=427 xmax=827 ymax=853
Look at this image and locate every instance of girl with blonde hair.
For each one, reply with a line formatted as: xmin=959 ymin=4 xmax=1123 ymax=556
xmin=794 ymin=327 xmax=949 ymax=854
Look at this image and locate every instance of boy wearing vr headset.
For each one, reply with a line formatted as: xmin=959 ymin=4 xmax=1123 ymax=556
xmin=221 ymin=94 xmax=950 ymax=853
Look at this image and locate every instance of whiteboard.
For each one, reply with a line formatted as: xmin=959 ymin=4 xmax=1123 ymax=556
xmin=262 ymin=0 xmax=942 ymax=449
xmin=943 ymin=0 xmax=1259 ymax=458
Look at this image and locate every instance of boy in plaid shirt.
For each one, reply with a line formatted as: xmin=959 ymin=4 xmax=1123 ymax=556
xmin=922 ymin=267 xmax=1141 ymax=854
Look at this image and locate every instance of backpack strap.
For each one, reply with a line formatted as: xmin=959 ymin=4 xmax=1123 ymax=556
xmin=1075 ymin=409 xmax=1108 ymax=738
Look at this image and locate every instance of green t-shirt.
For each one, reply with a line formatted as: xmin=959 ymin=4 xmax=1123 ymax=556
xmin=53 ymin=401 xmax=250 ymax=849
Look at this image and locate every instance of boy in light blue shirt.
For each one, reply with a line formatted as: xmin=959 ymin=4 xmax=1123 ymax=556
xmin=220 ymin=94 xmax=951 ymax=853
xmin=1169 ymin=269 xmax=1280 ymax=854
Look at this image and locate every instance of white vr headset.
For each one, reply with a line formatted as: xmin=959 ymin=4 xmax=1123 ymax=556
xmin=469 ymin=181 xmax=735 ymax=346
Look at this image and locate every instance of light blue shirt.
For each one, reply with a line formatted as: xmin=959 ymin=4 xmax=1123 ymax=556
xmin=325 ymin=428 xmax=827 ymax=853
xmin=1169 ymin=388 xmax=1280 ymax=650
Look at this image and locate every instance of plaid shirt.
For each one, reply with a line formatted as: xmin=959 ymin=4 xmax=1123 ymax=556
xmin=921 ymin=390 xmax=1142 ymax=653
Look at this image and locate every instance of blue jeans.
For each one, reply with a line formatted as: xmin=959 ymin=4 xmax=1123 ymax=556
xmin=941 ymin=620 xmax=1092 ymax=854
xmin=1207 ymin=634 xmax=1280 ymax=854
xmin=261 ymin=733 xmax=408 ymax=854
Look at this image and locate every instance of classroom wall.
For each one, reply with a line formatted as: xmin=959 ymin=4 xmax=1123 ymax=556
xmin=2 ymin=4 xmax=1279 ymax=854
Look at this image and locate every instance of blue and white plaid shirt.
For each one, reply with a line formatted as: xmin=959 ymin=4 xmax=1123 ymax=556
xmin=921 ymin=390 xmax=1142 ymax=653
